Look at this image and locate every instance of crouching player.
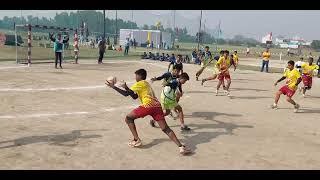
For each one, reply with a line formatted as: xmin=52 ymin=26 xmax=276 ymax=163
xmin=272 ymin=60 xmax=301 ymax=112
xmin=105 ymin=69 xmax=192 ymax=155
xmin=151 ymin=69 xmax=191 ymax=131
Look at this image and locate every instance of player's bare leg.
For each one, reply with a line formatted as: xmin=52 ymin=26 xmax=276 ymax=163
xmin=174 ymin=105 xmax=190 ymax=131
xmin=125 ymin=112 xmax=142 ymax=147
xmin=156 ymin=119 xmax=192 ymax=155
xmin=216 ymin=80 xmax=223 ymax=95
xmin=201 ymin=74 xmax=217 ymax=86
xmin=286 ymin=96 xmax=300 ymax=112
xmin=225 ymin=78 xmax=231 ymax=96
xmin=271 ymin=91 xmax=282 ymax=109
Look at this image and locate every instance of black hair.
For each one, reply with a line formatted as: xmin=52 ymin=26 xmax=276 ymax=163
xmin=234 ymin=50 xmax=237 ymax=53
xmin=205 ymin=46 xmax=209 ymax=49
xmin=288 ymin=60 xmax=295 ymax=66
xmin=224 ymin=50 xmax=230 ymax=54
xmin=178 ymin=54 xmax=182 ymax=57
xmin=172 ymin=54 xmax=175 ymax=56
xmin=179 ymin=72 xmax=190 ymax=81
xmin=135 ymin=69 xmax=147 ymax=80
xmin=220 ymin=50 xmax=224 ymax=54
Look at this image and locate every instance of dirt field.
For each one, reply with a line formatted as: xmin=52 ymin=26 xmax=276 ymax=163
xmin=0 ymin=59 xmax=319 ymax=169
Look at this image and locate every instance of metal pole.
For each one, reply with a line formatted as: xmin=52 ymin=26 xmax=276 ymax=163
xmin=103 ymin=10 xmax=106 ymax=39
xmin=115 ymin=10 xmax=118 ymax=45
xmin=172 ymin=10 xmax=175 ymax=48
xmin=15 ymin=22 xmax=18 ymax=64
xmin=197 ymin=10 xmax=202 ymax=51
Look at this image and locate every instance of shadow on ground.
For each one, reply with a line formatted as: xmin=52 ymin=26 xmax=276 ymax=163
xmin=142 ymin=111 xmax=252 ymax=155
xmin=0 ymin=129 xmax=107 ymax=149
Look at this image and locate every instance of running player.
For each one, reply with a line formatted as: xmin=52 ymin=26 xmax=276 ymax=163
xmin=272 ymin=60 xmax=301 ymax=112
xmin=232 ymin=50 xmax=239 ymax=71
xmin=196 ymin=46 xmax=212 ymax=81
xmin=216 ymin=50 xmax=232 ymax=96
xmin=201 ymin=50 xmax=224 ymax=86
xmin=151 ymin=72 xmax=191 ymax=131
xmin=168 ymin=54 xmax=183 ymax=75
xmin=299 ymin=57 xmax=319 ymax=97
xmin=105 ymin=69 xmax=191 ymax=155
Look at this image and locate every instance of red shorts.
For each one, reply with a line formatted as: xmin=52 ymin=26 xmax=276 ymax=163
xmin=302 ymin=74 xmax=312 ymax=88
xmin=279 ymin=85 xmax=296 ymax=98
xmin=132 ymin=106 xmax=164 ymax=121
xmin=218 ymin=72 xmax=231 ymax=81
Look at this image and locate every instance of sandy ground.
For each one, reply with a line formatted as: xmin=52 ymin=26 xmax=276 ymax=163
xmin=0 ymin=59 xmax=319 ymax=169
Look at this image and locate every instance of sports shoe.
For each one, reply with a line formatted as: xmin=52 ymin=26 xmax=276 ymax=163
xmin=201 ymin=79 xmax=206 ymax=86
xmin=302 ymin=94 xmax=305 ymax=98
xmin=181 ymin=125 xmax=191 ymax=131
xmin=196 ymin=76 xmax=199 ymax=81
xmin=128 ymin=139 xmax=142 ymax=148
xmin=215 ymin=90 xmax=219 ymax=96
xmin=271 ymin=103 xmax=278 ymax=110
xmin=294 ymin=104 xmax=300 ymax=113
xmin=179 ymin=145 xmax=192 ymax=155
xmin=149 ymin=119 xmax=156 ymax=128
xmin=226 ymin=91 xmax=231 ymax=97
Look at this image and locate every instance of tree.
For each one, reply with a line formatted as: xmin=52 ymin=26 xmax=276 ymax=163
xmin=142 ymin=24 xmax=149 ymax=30
xmin=311 ymin=40 xmax=320 ymax=50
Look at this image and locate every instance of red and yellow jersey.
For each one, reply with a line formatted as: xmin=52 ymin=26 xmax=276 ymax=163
xmin=216 ymin=56 xmax=231 ymax=72
xmin=301 ymin=62 xmax=319 ymax=77
xmin=130 ymin=80 xmax=161 ymax=108
xmin=262 ymin=51 xmax=271 ymax=61
xmin=233 ymin=53 xmax=239 ymax=64
xmin=283 ymin=68 xmax=301 ymax=90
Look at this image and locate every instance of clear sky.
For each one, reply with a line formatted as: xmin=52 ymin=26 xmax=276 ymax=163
xmin=1 ymin=10 xmax=319 ymax=41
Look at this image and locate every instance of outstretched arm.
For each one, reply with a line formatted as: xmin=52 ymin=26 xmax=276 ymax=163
xmin=63 ymin=36 xmax=70 ymax=43
xmin=274 ymin=76 xmax=286 ymax=86
xmin=105 ymin=81 xmax=138 ymax=99
xmin=151 ymin=72 xmax=171 ymax=82
xmin=295 ymin=77 xmax=302 ymax=86
xmin=49 ymin=33 xmax=55 ymax=42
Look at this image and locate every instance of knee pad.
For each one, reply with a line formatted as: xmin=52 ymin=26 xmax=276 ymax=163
xmin=162 ymin=125 xmax=173 ymax=135
xmin=126 ymin=116 xmax=135 ymax=124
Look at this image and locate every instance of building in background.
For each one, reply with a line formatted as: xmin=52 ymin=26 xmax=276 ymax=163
xmin=119 ymin=29 xmax=172 ymax=49
xmin=274 ymin=35 xmax=311 ymax=49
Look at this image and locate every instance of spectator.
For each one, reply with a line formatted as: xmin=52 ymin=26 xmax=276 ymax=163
xmin=185 ymin=55 xmax=190 ymax=64
xmin=133 ymin=38 xmax=136 ymax=49
xmin=148 ymin=52 xmax=154 ymax=60
xmin=317 ymin=56 xmax=320 ymax=77
xmin=124 ymin=38 xmax=130 ymax=55
xmin=261 ymin=48 xmax=271 ymax=73
xmin=155 ymin=52 xmax=160 ymax=60
xmin=97 ymin=39 xmax=106 ymax=64
xmin=141 ymin=52 xmax=148 ymax=59
xmin=118 ymin=45 xmax=123 ymax=52
xmin=151 ymin=41 xmax=154 ymax=50
xmin=160 ymin=53 xmax=165 ymax=61
xmin=107 ymin=36 xmax=110 ymax=45
xmin=246 ymin=47 xmax=250 ymax=56
xmin=165 ymin=54 xmax=170 ymax=61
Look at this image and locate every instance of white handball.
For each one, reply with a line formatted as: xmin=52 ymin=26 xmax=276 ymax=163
xmin=107 ymin=76 xmax=117 ymax=85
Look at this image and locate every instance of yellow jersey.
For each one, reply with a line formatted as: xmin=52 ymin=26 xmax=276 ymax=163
xmin=233 ymin=54 xmax=239 ymax=64
xmin=283 ymin=68 xmax=301 ymax=90
xmin=262 ymin=51 xmax=271 ymax=61
xmin=301 ymin=63 xmax=319 ymax=77
xmin=130 ymin=80 xmax=161 ymax=108
xmin=216 ymin=56 xmax=231 ymax=71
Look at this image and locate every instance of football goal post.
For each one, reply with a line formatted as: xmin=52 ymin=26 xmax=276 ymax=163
xmin=15 ymin=24 xmax=79 ymax=66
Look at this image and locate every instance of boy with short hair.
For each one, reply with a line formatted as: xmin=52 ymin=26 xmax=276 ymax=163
xmin=299 ymin=57 xmax=319 ymax=97
xmin=106 ymin=69 xmax=192 ymax=155
xmin=151 ymin=70 xmax=191 ymax=131
xmin=216 ymin=50 xmax=232 ymax=96
xmin=272 ymin=60 xmax=302 ymax=112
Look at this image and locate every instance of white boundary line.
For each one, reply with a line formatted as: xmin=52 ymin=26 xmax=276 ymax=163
xmin=0 ymin=105 xmax=137 ymax=119
xmin=0 ymin=66 xmax=28 ymax=70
